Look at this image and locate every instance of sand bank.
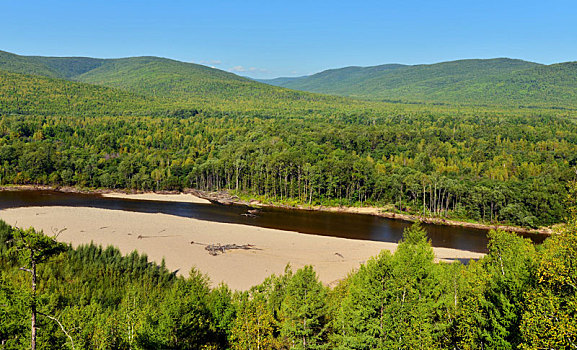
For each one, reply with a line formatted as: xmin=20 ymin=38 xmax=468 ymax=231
xmin=0 ymin=206 xmax=484 ymax=290
xmin=101 ymin=192 xmax=211 ymax=204
xmin=193 ymin=190 xmax=552 ymax=235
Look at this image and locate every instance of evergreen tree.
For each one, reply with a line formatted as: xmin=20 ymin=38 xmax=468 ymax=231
xmin=280 ymin=266 xmax=327 ymax=349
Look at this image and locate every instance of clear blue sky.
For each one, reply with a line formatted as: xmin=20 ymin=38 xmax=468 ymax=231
xmin=1 ymin=0 xmax=576 ymax=79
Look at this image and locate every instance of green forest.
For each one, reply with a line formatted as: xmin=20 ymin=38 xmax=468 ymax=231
xmin=262 ymin=58 xmax=577 ymax=109
xmin=1 ymin=60 xmax=577 ymax=228
xmin=1 ymin=50 xmax=577 ymax=348
xmin=1 ymin=187 xmax=576 ymax=348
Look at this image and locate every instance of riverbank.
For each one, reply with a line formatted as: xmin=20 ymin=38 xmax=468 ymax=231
xmin=0 ymin=185 xmax=554 ymax=235
xmin=191 ymin=190 xmax=555 ymax=236
xmin=0 ymin=205 xmax=484 ymax=290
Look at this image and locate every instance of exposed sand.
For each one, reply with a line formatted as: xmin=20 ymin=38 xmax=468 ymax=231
xmin=0 ymin=206 xmax=484 ymax=290
xmin=101 ymin=192 xmax=212 ymax=204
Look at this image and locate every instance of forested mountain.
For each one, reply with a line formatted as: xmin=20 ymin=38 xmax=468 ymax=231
xmin=5 ymin=49 xmax=577 ymax=110
xmin=1 ymin=49 xmax=577 ymax=229
xmin=0 ymin=50 xmax=108 ymax=79
xmin=1 ymin=65 xmax=576 ymax=229
xmin=262 ymin=58 xmax=577 ymax=108
xmin=0 ymin=50 xmax=338 ymax=106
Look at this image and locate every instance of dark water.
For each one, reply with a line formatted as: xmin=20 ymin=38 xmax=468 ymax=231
xmin=0 ymin=190 xmax=547 ymax=254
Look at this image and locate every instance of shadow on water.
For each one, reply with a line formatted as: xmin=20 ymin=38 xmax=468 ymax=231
xmin=0 ymin=191 xmax=547 ymax=254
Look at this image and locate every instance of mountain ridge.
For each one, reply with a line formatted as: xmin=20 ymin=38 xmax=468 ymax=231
xmin=2 ymin=50 xmax=577 ymax=108
xmin=0 ymin=50 xmax=291 ymax=102
xmin=259 ymin=58 xmax=577 ymax=108
xmin=0 ymin=50 xmax=350 ymax=109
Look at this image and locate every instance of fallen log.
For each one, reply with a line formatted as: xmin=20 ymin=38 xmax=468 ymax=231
xmin=205 ymin=243 xmax=257 ymax=256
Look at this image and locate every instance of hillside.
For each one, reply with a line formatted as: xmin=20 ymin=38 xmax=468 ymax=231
xmin=0 ymin=50 xmax=338 ymax=107
xmin=261 ymin=58 xmax=577 ymax=108
xmin=0 ymin=69 xmax=156 ymax=115
xmin=4 ymin=50 xmax=577 ymax=109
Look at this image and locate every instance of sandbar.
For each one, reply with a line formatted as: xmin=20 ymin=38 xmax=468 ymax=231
xmin=0 ymin=206 xmax=484 ymax=290
xmin=101 ymin=192 xmax=211 ymax=204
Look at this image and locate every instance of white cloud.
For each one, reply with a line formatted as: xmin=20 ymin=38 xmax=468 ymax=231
xmin=231 ymin=65 xmax=247 ymax=72
xmin=198 ymin=59 xmax=222 ymax=66
xmin=231 ymin=65 xmax=269 ymax=74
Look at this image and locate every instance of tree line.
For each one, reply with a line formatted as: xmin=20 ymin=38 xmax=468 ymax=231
xmin=1 ymin=108 xmax=576 ymax=227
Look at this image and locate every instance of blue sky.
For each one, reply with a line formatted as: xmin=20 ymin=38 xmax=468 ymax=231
xmin=1 ymin=0 xmax=576 ymax=78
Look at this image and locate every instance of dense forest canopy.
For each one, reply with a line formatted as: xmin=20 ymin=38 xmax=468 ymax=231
xmin=1 ymin=58 xmax=577 ymax=228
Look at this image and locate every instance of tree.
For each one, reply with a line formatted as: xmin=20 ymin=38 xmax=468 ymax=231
xmin=332 ymin=251 xmax=393 ymax=349
xmin=230 ymin=292 xmax=279 ymax=350
xmin=384 ymin=222 xmax=442 ymax=348
xmin=145 ymin=269 xmax=213 ymax=349
xmin=520 ymin=181 xmax=577 ymax=349
xmin=280 ymin=266 xmax=327 ymax=349
xmin=482 ymin=230 xmax=536 ymax=349
xmin=8 ymin=227 xmax=66 ymax=350
xmin=0 ymin=271 xmax=28 ymax=348
xmin=207 ymin=284 xmax=236 ymax=348
xmin=455 ymin=229 xmax=537 ymax=349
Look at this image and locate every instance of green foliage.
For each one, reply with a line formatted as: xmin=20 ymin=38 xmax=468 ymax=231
xmin=0 ymin=105 xmax=575 ymax=227
xmin=1 ymin=49 xmax=576 ymax=348
xmin=482 ymin=230 xmax=536 ymax=348
xmin=331 ymin=223 xmax=444 ymax=349
xmin=144 ymin=270 xmax=214 ymax=349
xmin=280 ymin=266 xmax=327 ymax=349
xmin=452 ymin=230 xmax=537 ymax=349
xmin=520 ymin=203 xmax=577 ymax=349
xmin=0 ymin=219 xmax=576 ymax=348
xmin=0 ymin=70 xmax=158 ymax=116
xmin=0 ymin=51 xmax=576 ymax=228
xmin=0 ymin=272 xmax=28 ymax=348
xmin=265 ymin=58 xmax=577 ymax=109
xmin=230 ymin=291 xmax=279 ymax=350
xmin=207 ymin=284 xmax=236 ymax=347
xmin=0 ymin=50 xmax=365 ymax=116
xmin=9 ymin=227 xmax=66 ymax=268
xmin=331 ymin=251 xmax=393 ymax=349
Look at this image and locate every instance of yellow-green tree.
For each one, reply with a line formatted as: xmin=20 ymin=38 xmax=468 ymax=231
xmin=520 ymin=181 xmax=577 ymax=349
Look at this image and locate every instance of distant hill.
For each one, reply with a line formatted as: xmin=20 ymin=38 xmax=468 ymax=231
xmin=4 ymin=50 xmax=577 ymax=109
xmin=0 ymin=50 xmax=330 ymax=104
xmin=0 ymin=51 xmax=374 ymax=116
xmin=261 ymin=58 xmax=577 ymax=108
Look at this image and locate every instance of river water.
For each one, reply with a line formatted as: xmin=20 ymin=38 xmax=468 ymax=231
xmin=0 ymin=190 xmax=547 ymax=253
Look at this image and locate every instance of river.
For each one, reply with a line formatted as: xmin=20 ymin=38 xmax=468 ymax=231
xmin=0 ymin=190 xmax=546 ymax=254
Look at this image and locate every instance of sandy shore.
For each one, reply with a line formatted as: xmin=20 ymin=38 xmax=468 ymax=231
xmin=101 ymin=192 xmax=212 ymax=204
xmin=0 ymin=205 xmax=484 ymax=290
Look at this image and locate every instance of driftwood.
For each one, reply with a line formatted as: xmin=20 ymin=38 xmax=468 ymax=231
xmin=137 ymin=234 xmax=180 ymax=239
xmin=205 ymin=243 xmax=257 ymax=256
xmin=241 ymin=208 xmax=261 ymax=218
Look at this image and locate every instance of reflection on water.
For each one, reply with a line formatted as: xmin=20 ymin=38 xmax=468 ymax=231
xmin=0 ymin=190 xmax=547 ymax=254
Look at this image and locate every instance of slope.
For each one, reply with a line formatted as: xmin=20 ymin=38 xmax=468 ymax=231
xmin=74 ymin=56 xmax=290 ymax=101
xmin=0 ymin=50 xmax=63 ymax=78
xmin=0 ymin=50 xmax=358 ymax=113
xmin=260 ymin=58 xmax=577 ymax=108
xmin=0 ymin=69 xmax=158 ymax=115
